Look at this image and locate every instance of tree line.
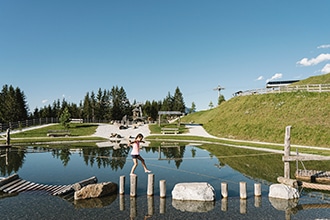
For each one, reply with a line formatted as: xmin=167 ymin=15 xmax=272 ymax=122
xmin=0 ymin=84 xmax=190 ymax=124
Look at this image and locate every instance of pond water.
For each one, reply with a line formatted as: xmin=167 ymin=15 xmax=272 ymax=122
xmin=1 ymin=143 xmax=330 ymax=219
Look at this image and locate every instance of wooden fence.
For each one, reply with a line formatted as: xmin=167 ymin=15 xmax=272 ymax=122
xmin=0 ymin=118 xmax=59 ymax=133
xmin=0 ymin=118 xmax=114 ymax=133
xmin=281 ymin=126 xmax=330 ymax=191
xmin=235 ymin=84 xmax=330 ymax=96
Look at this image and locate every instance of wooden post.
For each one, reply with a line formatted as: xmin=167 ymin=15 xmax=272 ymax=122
xmin=130 ymin=174 xmax=137 ymax=197
xmin=240 ymin=182 xmax=247 ymax=199
xmin=254 ymin=183 xmax=261 ymax=197
xmin=119 ymin=175 xmax=125 ymax=195
xmin=160 ymin=180 xmax=166 ymax=198
xmin=284 ymin=126 xmax=291 ymax=179
xmin=6 ymin=128 xmax=10 ymax=146
xmin=221 ymin=182 xmax=228 ymax=198
xmin=147 ymin=173 xmax=154 ymax=196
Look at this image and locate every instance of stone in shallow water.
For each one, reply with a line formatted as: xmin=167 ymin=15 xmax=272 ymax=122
xmin=171 ymin=182 xmax=215 ymax=201
xmin=268 ymin=184 xmax=299 ymax=200
xmin=74 ymin=182 xmax=117 ymax=200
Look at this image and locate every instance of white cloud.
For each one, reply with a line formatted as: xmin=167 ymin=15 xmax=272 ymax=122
xmin=297 ymin=53 xmax=330 ymax=66
xmin=321 ymin=64 xmax=330 ymax=74
xmin=266 ymin=73 xmax=282 ymax=82
xmin=317 ymin=44 xmax=330 ymax=49
xmin=256 ymin=76 xmax=263 ymax=81
xmin=42 ymin=99 xmax=48 ymax=104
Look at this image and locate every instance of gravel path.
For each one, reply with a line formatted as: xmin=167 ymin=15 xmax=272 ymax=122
xmin=92 ymin=123 xmax=214 ymax=139
xmin=92 ymin=123 xmax=151 ymax=139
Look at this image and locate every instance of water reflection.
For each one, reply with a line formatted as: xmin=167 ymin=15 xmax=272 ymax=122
xmin=73 ymin=193 xmax=117 ymax=209
xmin=172 ymin=200 xmax=215 ymax=212
xmin=1 ymin=143 xmax=330 ymax=219
xmin=3 ymin=142 xmax=330 ymax=186
xmin=1 ymin=142 xmax=191 ymax=176
xmin=0 ymin=147 xmax=25 ymax=176
xmin=1 ymin=145 xmax=132 ymax=176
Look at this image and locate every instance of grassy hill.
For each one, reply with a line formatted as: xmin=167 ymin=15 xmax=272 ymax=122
xmin=181 ymin=73 xmax=330 ymax=147
xmin=293 ymin=73 xmax=330 ymax=84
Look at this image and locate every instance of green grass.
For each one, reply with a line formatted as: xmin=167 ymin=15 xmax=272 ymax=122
xmin=181 ymin=91 xmax=330 ymax=147
xmin=293 ymin=72 xmax=330 ymax=84
xmin=148 ymin=123 xmax=188 ymax=134
xmin=6 ymin=123 xmax=106 ymax=144
xmin=11 ymin=123 xmax=98 ymax=137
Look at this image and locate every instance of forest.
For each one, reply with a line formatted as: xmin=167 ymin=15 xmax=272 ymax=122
xmin=0 ymin=84 xmax=188 ymax=124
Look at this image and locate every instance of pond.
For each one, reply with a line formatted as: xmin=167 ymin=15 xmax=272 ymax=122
xmin=1 ymin=143 xmax=330 ymax=219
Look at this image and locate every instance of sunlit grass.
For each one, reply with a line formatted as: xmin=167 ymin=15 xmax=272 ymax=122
xmin=7 ymin=123 xmax=106 ymax=144
xmin=181 ymin=91 xmax=330 ymax=148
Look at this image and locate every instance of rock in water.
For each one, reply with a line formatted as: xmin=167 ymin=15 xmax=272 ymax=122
xmin=268 ymin=184 xmax=299 ymax=200
xmin=172 ymin=182 xmax=215 ymax=201
xmin=74 ymin=182 xmax=117 ymax=200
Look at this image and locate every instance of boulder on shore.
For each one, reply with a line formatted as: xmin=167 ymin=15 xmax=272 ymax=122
xmin=74 ymin=182 xmax=117 ymax=200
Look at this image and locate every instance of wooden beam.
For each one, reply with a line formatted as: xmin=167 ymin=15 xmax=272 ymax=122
xmin=283 ymin=155 xmax=330 ymax=162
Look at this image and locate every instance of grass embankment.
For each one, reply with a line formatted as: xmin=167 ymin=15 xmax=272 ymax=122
xmin=181 ymin=91 xmax=330 ymax=148
xmin=7 ymin=123 xmax=106 ymax=144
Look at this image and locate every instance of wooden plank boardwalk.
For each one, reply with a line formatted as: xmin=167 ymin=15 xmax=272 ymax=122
xmin=0 ymin=173 xmax=97 ymax=196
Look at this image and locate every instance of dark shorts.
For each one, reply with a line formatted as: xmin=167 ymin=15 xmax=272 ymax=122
xmin=131 ymin=155 xmax=140 ymax=159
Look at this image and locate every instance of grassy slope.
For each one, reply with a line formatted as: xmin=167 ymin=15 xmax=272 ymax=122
xmin=182 ymin=73 xmax=330 ymax=147
xmin=7 ymin=123 xmax=105 ymax=144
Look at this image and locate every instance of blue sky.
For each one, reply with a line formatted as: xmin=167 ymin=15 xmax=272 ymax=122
xmin=1 ymin=0 xmax=330 ymax=112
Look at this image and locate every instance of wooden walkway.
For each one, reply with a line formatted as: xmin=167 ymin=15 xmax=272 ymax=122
xmin=0 ymin=174 xmax=97 ymax=196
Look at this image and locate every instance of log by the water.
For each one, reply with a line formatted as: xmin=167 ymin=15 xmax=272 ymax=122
xmin=52 ymin=176 xmax=98 ymax=196
xmin=0 ymin=173 xmax=19 ymax=187
xmin=301 ymin=181 xmax=330 ymax=191
xmin=0 ymin=178 xmax=23 ymax=191
xmin=277 ymin=176 xmax=301 ymax=187
xmin=2 ymin=180 xmax=28 ymax=193
xmin=0 ymin=173 xmax=98 ymax=196
xmin=7 ymin=181 xmax=31 ymax=194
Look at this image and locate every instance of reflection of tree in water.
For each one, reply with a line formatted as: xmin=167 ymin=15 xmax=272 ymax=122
xmin=0 ymin=148 xmax=25 ymax=176
xmin=147 ymin=144 xmax=186 ymax=169
xmin=51 ymin=148 xmax=71 ymax=166
xmin=191 ymin=147 xmax=196 ymax=158
xmin=82 ymin=146 xmax=129 ymax=170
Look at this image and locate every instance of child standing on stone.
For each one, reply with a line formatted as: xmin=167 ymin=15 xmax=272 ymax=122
xmin=130 ymin=133 xmax=151 ymax=175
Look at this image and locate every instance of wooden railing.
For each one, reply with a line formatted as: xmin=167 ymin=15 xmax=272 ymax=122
xmin=235 ymin=84 xmax=330 ymax=96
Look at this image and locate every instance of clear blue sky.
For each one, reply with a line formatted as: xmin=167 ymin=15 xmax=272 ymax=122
xmin=1 ymin=0 xmax=330 ymax=112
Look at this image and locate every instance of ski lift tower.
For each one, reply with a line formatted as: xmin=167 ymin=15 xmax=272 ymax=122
xmin=213 ymin=84 xmax=225 ymax=98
